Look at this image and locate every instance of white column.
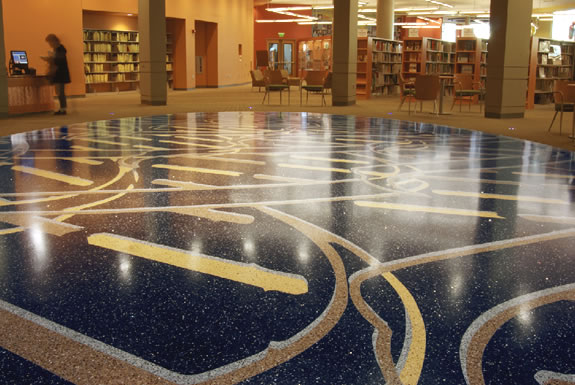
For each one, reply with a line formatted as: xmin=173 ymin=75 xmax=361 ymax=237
xmin=332 ymin=0 xmax=358 ymax=106
xmin=485 ymin=0 xmax=533 ymax=118
xmin=0 ymin=0 xmax=9 ymax=116
xmin=139 ymin=0 xmax=167 ymax=105
xmin=376 ymin=0 xmax=394 ymax=40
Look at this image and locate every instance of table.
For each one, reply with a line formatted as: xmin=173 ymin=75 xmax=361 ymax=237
xmin=7 ymin=76 xmax=54 ymax=114
xmin=438 ymin=75 xmax=454 ymax=115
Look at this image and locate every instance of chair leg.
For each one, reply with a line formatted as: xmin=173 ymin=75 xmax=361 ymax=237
xmin=408 ymin=98 xmax=412 ymax=115
xmin=559 ymin=108 xmax=563 ymax=135
xmin=262 ymin=91 xmax=267 ymax=104
xmin=398 ymin=96 xmax=405 ymax=111
xmin=548 ymin=111 xmax=559 ymax=132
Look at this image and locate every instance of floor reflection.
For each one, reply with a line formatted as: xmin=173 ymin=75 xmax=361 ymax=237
xmin=0 ymin=112 xmax=574 ymax=385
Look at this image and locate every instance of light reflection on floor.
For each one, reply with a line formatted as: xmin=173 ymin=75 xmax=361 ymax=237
xmin=0 ymin=111 xmax=574 ymax=385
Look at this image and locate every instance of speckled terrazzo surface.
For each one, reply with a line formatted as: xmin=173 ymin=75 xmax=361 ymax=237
xmin=0 ymin=111 xmax=574 ymax=385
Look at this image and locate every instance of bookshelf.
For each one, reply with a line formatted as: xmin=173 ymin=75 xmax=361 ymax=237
xmin=297 ymin=36 xmax=402 ymax=99
xmin=402 ymin=37 xmax=455 ymax=92
xmin=166 ymin=32 xmax=174 ymax=89
xmin=356 ymin=37 xmax=369 ymax=98
xmin=526 ymin=37 xmax=575 ymax=108
xmin=370 ymin=37 xmax=403 ymax=97
xmin=83 ymin=28 xmax=173 ymax=93
xmin=455 ymin=37 xmax=487 ymax=84
xmin=297 ymin=37 xmax=332 ymax=75
xmin=83 ymin=29 xmax=140 ymax=93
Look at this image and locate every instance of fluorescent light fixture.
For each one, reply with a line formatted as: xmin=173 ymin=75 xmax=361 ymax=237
xmin=426 ymin=0 xmax=453 ymax=8
xmin=418 ymin=16 xmax=442 ymax=24
xmin=395 ymin=7 xmax=439 ymax=12
xmin=297 ymin=21 xmax=332 ymax=25
xmin=358 ymin=8 xmax=377 ymax=13
xmin=265 ymin=7 xmax=312 ymax=12
xmin=538 ymin=17 xmax=553 ymax=21
xmin=394 ymin=22 xmax=428 ymax=26
xmin=402 ymin=25 xmax=441 ymax=29
xmin=554 ymin=9 xmax=575 ymax=15
xmin=256 ymin=19 xmax=309 ymax=23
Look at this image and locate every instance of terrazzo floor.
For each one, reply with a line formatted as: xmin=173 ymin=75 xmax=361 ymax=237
xmin=0 ymin=111 xmax=574 ymax=385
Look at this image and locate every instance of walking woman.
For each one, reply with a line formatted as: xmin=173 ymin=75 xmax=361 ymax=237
xmin=44 ymin=34 xmax=71 ymax=115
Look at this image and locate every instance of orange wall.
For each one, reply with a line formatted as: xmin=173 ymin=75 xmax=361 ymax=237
xmin=253 ymin=5 xmax=312 ymax=67
xmin=84 ymin=0 xmax=254 ymax=88
xmin=3 ymin=0 xmax=86 ymax=96
xmin=3 ymin=0 xmax=253 ymax=93
xmin=83 ymin=12 xmax=138 ymax=31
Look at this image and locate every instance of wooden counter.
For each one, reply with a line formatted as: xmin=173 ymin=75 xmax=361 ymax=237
xmin=8 ymin=76 xmax=54 ymax=114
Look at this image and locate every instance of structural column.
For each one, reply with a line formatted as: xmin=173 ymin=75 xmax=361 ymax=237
xmin=332 ymin=0 xmax=358 ymax=106
xmin=485 ymin=0 xmax=532 ymax=118
xmin=376 ymin=0 xmax=394 ymax=40
xmin=0 ymin=0 xmax=9 ymax=116
xmin=139 ymin=0 xmax=167 ymax=106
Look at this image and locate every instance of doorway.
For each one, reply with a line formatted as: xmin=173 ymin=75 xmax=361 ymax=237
xmin=195 ymin=21 xmax=218 ymax=88
xmin=266 ymin=38 xmax=296 ymax=76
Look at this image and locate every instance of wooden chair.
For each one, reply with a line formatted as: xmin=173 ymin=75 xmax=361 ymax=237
xmin=548 ymin=80 xmax=575 ymax=135
xmin=409 ymin=74 xmax=440 ymax=115
xmin=451 ymin=73 xmax=485 ymax=112
xmin=262 ymin=69 xmax=290 ymax=105
xmin=301 ymin=70 xmax=328 ymax=106
xmin=250 ymin=69 xmax=266 ymax=92
xmin=398 ymin=73 xmax=415 ymax=111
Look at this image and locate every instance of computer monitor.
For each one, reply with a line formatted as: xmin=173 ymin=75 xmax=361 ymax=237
xmin=11 ymin=51 xmax=28 ymax=65
xmin=10 ymin=50 xmax=29 ymax=74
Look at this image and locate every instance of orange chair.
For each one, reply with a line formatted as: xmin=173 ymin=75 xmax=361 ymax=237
xmin=301 ymin=70 xmax=329 ymax=106
xmin=262 ymin=69 xmax=290 ymax=105
xmin=548 ymin=80 xmax=575 ymax=135
xmin=398 ymin=74 xmax=415 ymax=111
xmin=409 ymin=74 xmax=440 ymax=115
xmin=250 ymin=69 xmax=266 ymax=92
xmin=451 ymin=73 xmax=485 ymax=112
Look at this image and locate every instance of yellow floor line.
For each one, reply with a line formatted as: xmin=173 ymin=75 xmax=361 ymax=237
xmin=74 ymin=138 xmax=129 ymax=147
xmin=12 ymin=166 xmax=93 ymax=187
xmin=88 ymin=233 xmax=308 ymax=295
xmin=355 ymin=201 xmax=503 ymax=218
xmin=278 ymin=163 xmax=351 ymax=174
xmin=433 ymin=189 xmax=568 ymax=205
xmin=290 ymin=155 xmax=369 ymax=164
xmin=152 ymin=164 xmax=242 ymax=176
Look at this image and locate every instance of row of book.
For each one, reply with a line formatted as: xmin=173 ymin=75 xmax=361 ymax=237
xmin=85 ymin=73 xmax=140 ymax=84
xmin=373 ymin=63 xmax=401 ymax=74
xmin=83 ymin=31 xmax=139 ymax=43
xmin=373 ymin=40 xmax=402 ymax=53
xmin=373 ymin=52 xmax=402 ymax=63
xmin=372 ymin=73 xmax=399 ymax=88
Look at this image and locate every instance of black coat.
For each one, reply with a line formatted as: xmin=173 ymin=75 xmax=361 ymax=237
xmin=51 ymin=44 xmax=71 ymax=84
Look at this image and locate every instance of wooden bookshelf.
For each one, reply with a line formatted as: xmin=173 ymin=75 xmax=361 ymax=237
xmin=402 ymin=37 xmax=455 ymax=92
xmin=526 ymin=37 xmax=575 ymax=109
xmin=296 ymin=36 xmax=402 ymax=99
xmin=455 ymin=37 xmax=487 ymax=84
xmin=370 ymin=37 xmax=403 ymax=97
xmin=83 ymin=28 xmax=173 ymax=93
xmin=297 ymin=37 xmax=332 ymax=75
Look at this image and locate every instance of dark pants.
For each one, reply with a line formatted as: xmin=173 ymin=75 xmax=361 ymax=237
xmin=56 ymin=83 xmax=67 ymax=110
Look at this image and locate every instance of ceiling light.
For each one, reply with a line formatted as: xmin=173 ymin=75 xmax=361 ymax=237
xmin=426 ymin=0 xmax=454 ymax=8
xmin=418 ymin=16 xmax=442 ymax=24
xmin=395 ymin=7 xmax=439 ymax=12
xmin=402 ymin=25 xmax=441 ymax=29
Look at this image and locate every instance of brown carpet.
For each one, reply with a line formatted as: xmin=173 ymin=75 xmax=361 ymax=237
xmin=1 ymin=84 xmax=573 ymax=151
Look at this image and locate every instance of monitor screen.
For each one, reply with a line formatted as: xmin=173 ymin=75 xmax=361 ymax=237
xmin=11 ymin=51 xmax=28 ymax=65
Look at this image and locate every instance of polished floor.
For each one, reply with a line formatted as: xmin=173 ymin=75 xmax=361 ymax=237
xmin=0 ymin=111 xmax=574 ymax=385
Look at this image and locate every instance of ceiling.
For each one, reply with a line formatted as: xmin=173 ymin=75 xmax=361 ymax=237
xmin=263 ymin=0 xmax=574 ymax=13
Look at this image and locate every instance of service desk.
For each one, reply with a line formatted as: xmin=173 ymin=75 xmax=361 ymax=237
xmin=8 ymin=76 xmax=54 ymax=114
